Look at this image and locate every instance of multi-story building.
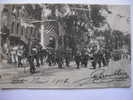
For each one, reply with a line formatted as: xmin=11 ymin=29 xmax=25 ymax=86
xmin=1 ymin=4 xmax=105 ymax=52
xmin=1 ymin=4 xmax=41 ymax=47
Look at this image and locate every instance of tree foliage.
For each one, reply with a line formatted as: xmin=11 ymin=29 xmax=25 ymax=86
xmin=90 ymin=5 xmax=106 ymax=27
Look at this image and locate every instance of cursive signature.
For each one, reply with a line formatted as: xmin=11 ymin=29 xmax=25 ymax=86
xmin=90 ymin=69 xmax=129 ymax=84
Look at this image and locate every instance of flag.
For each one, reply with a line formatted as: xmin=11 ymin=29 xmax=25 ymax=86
xmin=44 ymin=21 xmax=58 ymax=34
xmin=43 ymin=21 xmax=58 ymax=49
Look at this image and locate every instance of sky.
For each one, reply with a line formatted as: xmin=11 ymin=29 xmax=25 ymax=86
xmin=105 ymin=5 xmax=130 ymax=34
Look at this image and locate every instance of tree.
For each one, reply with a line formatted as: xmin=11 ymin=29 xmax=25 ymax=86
xmin=124 ymin=34 xmax=130 ymax=53
xmin=90 ymin=5 xmax=111 ymax=28
xmin=112 ymin=30 xmax=124 ymax=49
xmin=90 ymin=5 xmax=106 ymax=27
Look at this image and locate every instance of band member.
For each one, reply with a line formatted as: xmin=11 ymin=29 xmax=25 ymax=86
xmin=39 ymin=48 xmax=44 ymax=65
xmin=27 ymin=43 xmax=36 ymax=74
xmin=39 ymin=48 xmax=48 ymax=65
xmin=28 ymin=55 xmax=36 ymax=74
xmin=82 ymin=51 xmax=89 ymax=67
xmin=6 ymin=47 xmax=12 ymax=64
xmin=81 ymin=48 xmax=85 ymax=66
xmin=47 ymin=50 xmax=53 ymax=66
xmin=56 ymin=48 xmax=63 ymax=69
xmin=10 ymin=46 xmax=18 ymax=64
xmin=104 ymin=48 xmax=111 ymax=66
xmin=64 ymin=49 xmax=71 ymax=67
xmin=97 ymin=47 xmax=104 ymax=68
xmin=31 ymin=45 xmax=40 ymax=67
xmin=92 ymin=46 xmax=107 ymax=69
xmin=91 ymin=45 xmax=98 ymax=69
xmin=37 ymin=44 xmax=44 ymax=65
xmin=17 ymin=45 xmax=24 ymax=67
xmin=74 ymin=50 xmax=81 ymax=69
xmin=51 ymin=51 xmax=56 ymax=65
xmin=80 ymin=48 xmax=89 ymax=67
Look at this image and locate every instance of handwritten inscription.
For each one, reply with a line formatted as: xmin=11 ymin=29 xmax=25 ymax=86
xmin=4 ymin=68 xmax=129 ymax=87
xmin=90 ymin=69 xmax=129 ymax=83
xmin=72 ymin=68 xmax=129 ymax=86
xmin=29 ymin=77 xmax=70 ymax=86
xmin=11 ymin=79 xmax=25 ymax=84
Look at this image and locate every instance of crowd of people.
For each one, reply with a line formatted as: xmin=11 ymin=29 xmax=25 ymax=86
xmin=4 ymin=42 xmax=113 ymax=74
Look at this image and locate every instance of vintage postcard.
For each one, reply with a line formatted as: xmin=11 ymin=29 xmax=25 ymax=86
xmin=0 ymin=4 xmax=131 ymax=88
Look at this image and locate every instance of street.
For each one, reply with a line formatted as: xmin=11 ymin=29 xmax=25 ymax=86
xmin=0 ymin=58 xmax=130 ymax=88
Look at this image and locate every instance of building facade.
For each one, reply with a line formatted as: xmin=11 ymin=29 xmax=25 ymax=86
xmin=1 ymin=4 xmax=41 ymax=46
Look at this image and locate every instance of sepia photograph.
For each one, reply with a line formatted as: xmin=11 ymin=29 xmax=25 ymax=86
xmin=0 ymin=4 xmax=131 ymax=88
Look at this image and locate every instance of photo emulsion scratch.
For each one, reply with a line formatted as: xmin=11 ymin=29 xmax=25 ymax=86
xmin=0 ymin=4 xmax=131 ymax=88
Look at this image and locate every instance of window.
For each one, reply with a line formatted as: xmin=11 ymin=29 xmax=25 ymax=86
xmin=16 ymin=23 xmax=19 ymax=35
xmin=11 ymin=22 xmax=14 ymax=33
xmin=21 ymin=26 xmax=23 ymax=36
